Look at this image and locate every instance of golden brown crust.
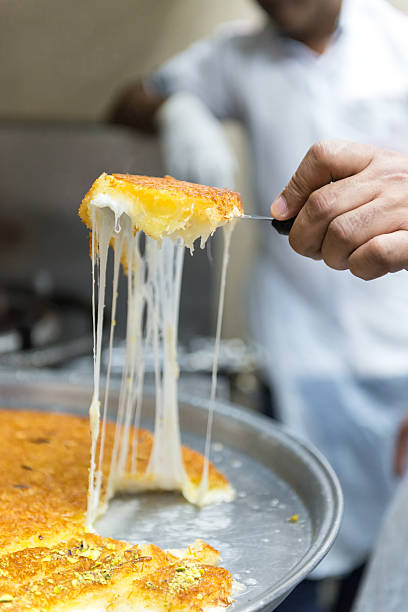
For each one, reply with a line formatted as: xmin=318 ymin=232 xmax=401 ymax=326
xmin=0 ymin=534 xmax=231 ymax=611
xmin=79 ymin=172 xmax=243 ymax=249
xmin=113 ymin=173 xmax=243 ymax=221
xmin=79 ymin=173 xmax=243 ymax=228
xmin=0 ymin=410 xmax=233 ymax=610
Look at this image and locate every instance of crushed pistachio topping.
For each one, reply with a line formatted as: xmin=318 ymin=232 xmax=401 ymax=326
xmin=78 ymin=547 xmax=100 ymax=561
xmin=74 ymin=569 xmax=112 ymax=585
xmin=53 ymin=585 xmax=64 ymax=594
xmin=0 ymin=595 xmax=13 ymax=603
xmin=168 ymin=564 xmax=204 ymax=595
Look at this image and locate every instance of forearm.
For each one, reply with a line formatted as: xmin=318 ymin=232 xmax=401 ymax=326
xmin=156 ymin=92 xmax=236 ymax=188
xmin=107 ymin=80 xmax=166 ymax=134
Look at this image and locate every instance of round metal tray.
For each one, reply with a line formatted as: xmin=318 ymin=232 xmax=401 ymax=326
xmin=0 ymin=370 xmax=342 ymax=611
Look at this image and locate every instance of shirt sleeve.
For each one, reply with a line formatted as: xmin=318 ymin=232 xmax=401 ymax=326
xmin=147 ymin=30 xmax=242 ymax=121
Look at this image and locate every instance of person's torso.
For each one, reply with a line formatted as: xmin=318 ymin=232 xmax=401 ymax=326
xmin=226 ymin=0 xmax=408 ymax=377
xmin=224 ymin=1 xmax=408 ymax=576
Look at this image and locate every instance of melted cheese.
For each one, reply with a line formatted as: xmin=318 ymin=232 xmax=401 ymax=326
xmin=82 ymin=176 xmax=239 ymax=529
xmin=185 ymin=223 xmax=235 ymax=506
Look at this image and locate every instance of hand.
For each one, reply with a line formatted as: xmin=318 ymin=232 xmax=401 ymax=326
xmin=270 ymin=140 xmax=408 ymax=280
xmin=394 ymin=414 xmax=408 ymax=477
xmin=108 ymin=80 xmax=165 ymax=133
xmin=157 ymin=92 xmax=236 ymax=189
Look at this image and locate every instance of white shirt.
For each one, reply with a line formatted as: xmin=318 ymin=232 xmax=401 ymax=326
xmin=151 ymin=0 xmax=408 ymax=577
xmin=353 ymin=473 xmax=408 ymax=611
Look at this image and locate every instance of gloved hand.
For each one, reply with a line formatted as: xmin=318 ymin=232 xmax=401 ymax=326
xmin=156 ymin=92 xmax=237 ymax=190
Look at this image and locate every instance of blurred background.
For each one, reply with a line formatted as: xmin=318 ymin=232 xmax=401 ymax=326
xmin=0 ymin=0 xmax=268 ymax=401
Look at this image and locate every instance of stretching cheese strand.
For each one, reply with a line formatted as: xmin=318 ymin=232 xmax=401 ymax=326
xmin=80 ymin=174 xmax=242 ymax=526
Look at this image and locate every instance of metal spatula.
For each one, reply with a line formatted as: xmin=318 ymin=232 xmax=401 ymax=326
xmin=241 ymin=214 xmax=296 ymax=235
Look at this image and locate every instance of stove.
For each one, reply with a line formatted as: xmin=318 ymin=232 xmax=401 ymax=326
xmin=0 ymin=282 xmax=91 ymax=368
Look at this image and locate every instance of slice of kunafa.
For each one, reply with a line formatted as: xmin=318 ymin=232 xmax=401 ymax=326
xmin=79 ymin=173 xmax=243 ymax=249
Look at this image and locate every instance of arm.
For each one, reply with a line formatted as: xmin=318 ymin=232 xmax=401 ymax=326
xmin=108 ymin=80 xmax=166 ymax=133
xmin=108 ymin=31 xmax=238 ymax=135
xmin=108 ymin=81 xmax=236 ymax=188
xmin=108 ymin=33 xmax=238 ymax=187
xmin=270 ymin=140 xmax=408 ymax=280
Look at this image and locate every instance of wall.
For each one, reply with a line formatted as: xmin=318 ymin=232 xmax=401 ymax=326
xmin=1 ymin=0 xmax=406 ymax=122
xmin=0 ymin=0 xmax=261 ymax=120
xmin=390 ymin=0 xmax=408 ymax=8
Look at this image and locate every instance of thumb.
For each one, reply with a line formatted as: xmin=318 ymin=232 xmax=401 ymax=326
xmin=270 ymin=140 xmax=375 ymax=220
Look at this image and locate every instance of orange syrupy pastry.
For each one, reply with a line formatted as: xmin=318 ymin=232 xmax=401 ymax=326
xmin=0 ymin=409 xmax=234 ymax=611
xmin=79 ymin=173 xmax=243 ymax=250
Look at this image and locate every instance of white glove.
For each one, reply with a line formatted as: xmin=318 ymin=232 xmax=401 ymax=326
xmin=156 ymin=92 xmax=237 ymax=190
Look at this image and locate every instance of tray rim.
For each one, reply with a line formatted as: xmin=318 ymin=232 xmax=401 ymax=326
xmin=0 ymin=368 xmax=343 ymax=610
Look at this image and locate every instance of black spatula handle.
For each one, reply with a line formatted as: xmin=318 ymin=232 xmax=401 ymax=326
xmin=271 ymin=216 xmax=297 ymax=236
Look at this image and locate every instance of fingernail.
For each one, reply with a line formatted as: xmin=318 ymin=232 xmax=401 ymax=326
xmin=270 ymin=195 xmax=289 ymax=219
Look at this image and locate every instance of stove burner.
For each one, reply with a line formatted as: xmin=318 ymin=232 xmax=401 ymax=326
xmin=0 ymin=283 xmax=92 ymax=368
xmin=0 ymin=285 xmax=59 ymax=353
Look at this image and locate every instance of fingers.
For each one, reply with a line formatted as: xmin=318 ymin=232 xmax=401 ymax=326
xmin=348 ymin=230 xmax=408 ymax=280
xmin=288 ymin=171 xmax=377 ymax=259
xmin=320 ymin=196 xmax=407 ymax=270
xmin=270 ymin=140 xmax=375 ymax=219
xmin=269 ymin=140 xmax=408 ymax=280
xmin=394 ymin=415 xmax=408 ymax=477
